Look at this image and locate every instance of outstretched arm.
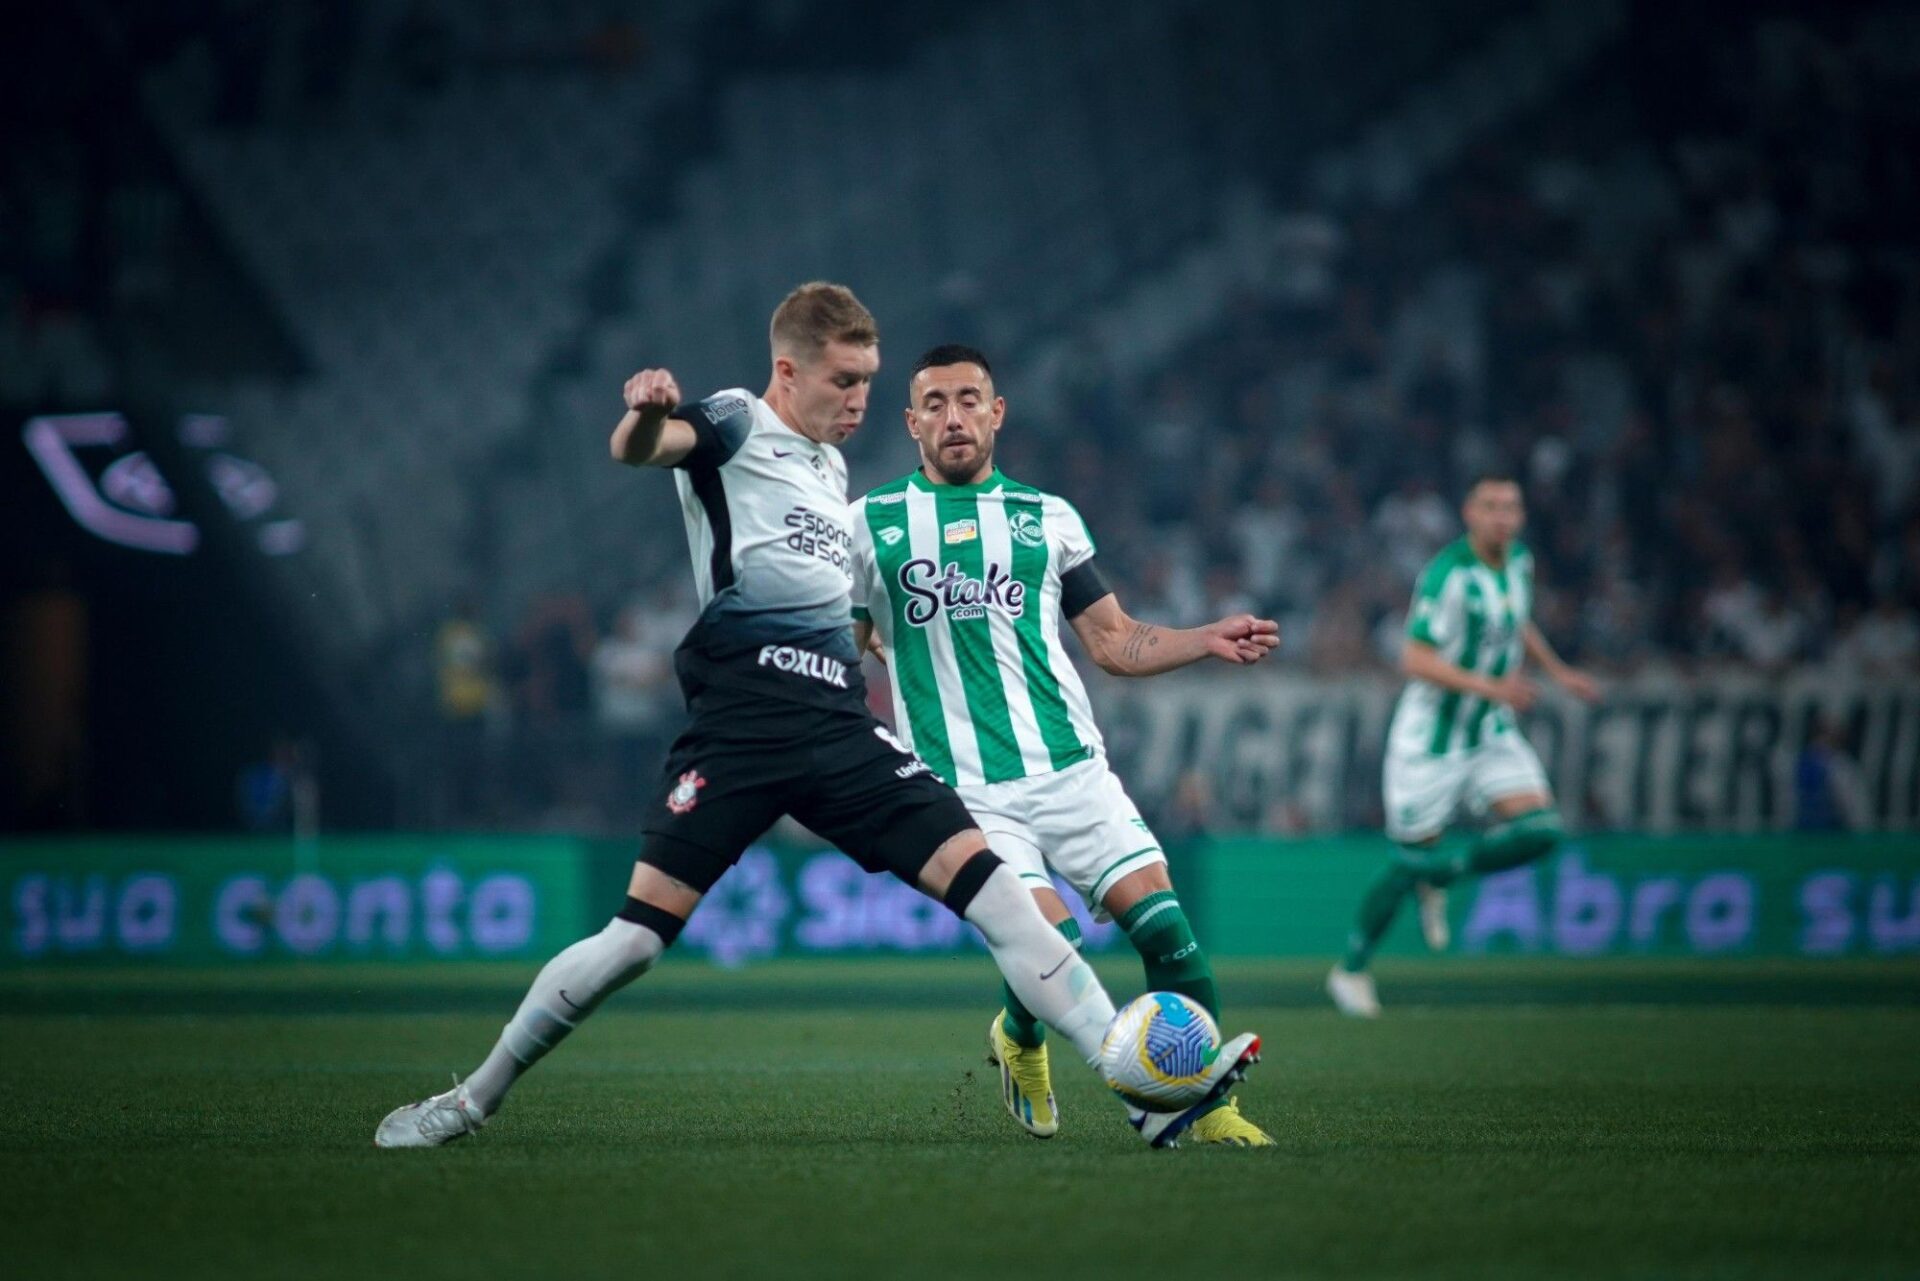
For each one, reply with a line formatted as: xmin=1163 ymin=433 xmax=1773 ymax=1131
xmin=1068 ymin=594 xmax=1278 ymax=678
xmin=1522 ymin=622 xmax=1601 ymax=703
xmin=610 ymin=368 xmax=700 ymax=467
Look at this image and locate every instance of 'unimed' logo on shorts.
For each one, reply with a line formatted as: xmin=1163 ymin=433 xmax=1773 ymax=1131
xmin=757 ymin=644 xmax=849 ymax=688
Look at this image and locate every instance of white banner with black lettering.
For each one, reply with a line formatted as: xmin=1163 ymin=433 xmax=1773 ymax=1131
xmin=1093 ymin=668 xmax=1920 ymax=833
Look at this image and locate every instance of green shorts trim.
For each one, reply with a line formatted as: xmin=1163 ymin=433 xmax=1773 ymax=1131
xmin=1086 ymin=845 xmax=1166 ymax=908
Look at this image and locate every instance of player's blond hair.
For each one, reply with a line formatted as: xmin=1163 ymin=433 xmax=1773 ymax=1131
xmin=769 ymin=282 xmax=878 ymax=361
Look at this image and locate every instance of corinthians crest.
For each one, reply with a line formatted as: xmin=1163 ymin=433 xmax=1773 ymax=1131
xmin=667 ymin=770 xmax=707 ymax=814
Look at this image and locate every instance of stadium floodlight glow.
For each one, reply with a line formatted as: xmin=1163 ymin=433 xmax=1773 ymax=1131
xmin=22 ymin=412 xmax=306 ymax=557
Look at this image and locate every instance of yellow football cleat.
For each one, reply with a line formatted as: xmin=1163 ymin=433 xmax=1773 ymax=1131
xmin=1188 ymin=1095 xmax=1274 ymax=1147
xmin=986 ymin=1013 xmax=1059 ymax=1138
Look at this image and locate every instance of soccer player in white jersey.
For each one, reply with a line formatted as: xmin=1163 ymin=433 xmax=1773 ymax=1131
xmin=1326 ymin=474 xmax=1601 ymax=1017
xmin=375 ymin=286 xmax=1259 ymax=1150
xmin=850 ymin=345 xmax=1279 ymax=1146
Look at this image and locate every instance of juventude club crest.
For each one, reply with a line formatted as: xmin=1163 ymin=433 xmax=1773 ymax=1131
xmin=1008 ymin=510 xmax=1045 ymax=548
xmin=667 ymin=770 xmax=707 ymax=814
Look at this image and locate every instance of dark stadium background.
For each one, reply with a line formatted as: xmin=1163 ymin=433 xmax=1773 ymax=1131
xmin=2 ymin=4 xmax=1915 ymax=1279
xmin=6 ymin=0 xmax=1916 ymax=837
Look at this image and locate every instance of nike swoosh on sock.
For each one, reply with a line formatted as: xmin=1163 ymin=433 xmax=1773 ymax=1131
xmin=1039 ymin=955 xmax=1071 ymax=981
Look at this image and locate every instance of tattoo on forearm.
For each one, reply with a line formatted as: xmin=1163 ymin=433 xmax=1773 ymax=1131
xmin=1122 ymin=623 xmax=1159 ymax=666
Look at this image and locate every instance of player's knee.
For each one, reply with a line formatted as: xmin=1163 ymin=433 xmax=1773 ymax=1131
xmin=1505 ymin=807 xmax=1563 ymax=861
xmin=942 ymin=849 xmax=1006 ymax=916
xmin=944 ymin=851 xmax=1021 ymax=933
xmin=1100 ymin=862 xmax=1173 ymax=917
xmin=1031 ymin=885 xmax=1076 ymax=929
xmin=1392 ymin=837 xmax=1445 ymax=871
xmin=1523 ymin=807 xmax=1564 ymax=854
xmin=612 ymin=896 xmax=684 ymax=974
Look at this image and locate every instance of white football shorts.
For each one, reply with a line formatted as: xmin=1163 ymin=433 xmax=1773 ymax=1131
xmin=956 ymin=756 xmax=1167 ymax=921
xmin=1383 ymin=728 xmax=1551 ymax=844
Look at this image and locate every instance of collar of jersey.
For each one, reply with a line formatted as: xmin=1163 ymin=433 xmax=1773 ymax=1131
xmin=1462 ymin=536 xmax=1514 ymax=579
xmin=907 ymin=467 xmax=1005 ymax=496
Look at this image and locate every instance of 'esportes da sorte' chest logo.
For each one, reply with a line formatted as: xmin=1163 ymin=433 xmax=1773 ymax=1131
xmin=899 ymin=557 xmax=1025 ymax=624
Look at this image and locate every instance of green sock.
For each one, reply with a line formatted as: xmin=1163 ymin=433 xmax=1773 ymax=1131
xmin=1001 ymin=916 xmax=1082 ymax=1049
xmin=1340 ymin=849 xmax=1431 ymax=972
xmin=1464 ymin=808 xmax=1562 ymax=876
xmin=1338 ymin=819 xmax=1561 ymax=974
xmin=1117 ymin=891 xmax=1219 ymax=1022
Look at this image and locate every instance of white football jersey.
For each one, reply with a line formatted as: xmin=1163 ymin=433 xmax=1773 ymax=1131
xmin=850 ymin=468 xmax=1106 ymax=787
xmin=1387 ymin=537 xmax=1534 ymax=758
xmin=666 ymin=389 xmax=862 ymax=709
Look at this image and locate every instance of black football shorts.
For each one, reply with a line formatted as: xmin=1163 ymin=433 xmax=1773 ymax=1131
xmin=638 ymin=697 xmax=977 ymax=893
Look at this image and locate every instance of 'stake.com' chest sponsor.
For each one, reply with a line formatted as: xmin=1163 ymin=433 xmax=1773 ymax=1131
xmin=897 ymin=558 xmax=1026 ymax=624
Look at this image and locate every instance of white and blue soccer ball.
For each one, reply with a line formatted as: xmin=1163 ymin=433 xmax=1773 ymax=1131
xmin=1098 ymin=991 xmax=1222 ymax=1110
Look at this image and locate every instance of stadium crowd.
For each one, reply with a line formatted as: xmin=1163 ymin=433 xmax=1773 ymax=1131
xmin=1030 ymin=10 xmax=1920 ymax=677
xmin=7 ymin=6 xmax=1917 ymax=832
xmin=409 ymin=11 xmax=1920 ymax=827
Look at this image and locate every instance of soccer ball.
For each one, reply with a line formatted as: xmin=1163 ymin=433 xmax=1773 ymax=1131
xmin=1098 ymin=991 xmax=1222 ymax=1110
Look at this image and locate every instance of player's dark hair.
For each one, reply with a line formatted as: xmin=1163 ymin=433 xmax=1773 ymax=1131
xmin=1465 ymin=472 xmax=1521 ymax=499
xmin=911 ymin=344 xmax=993 ymax=380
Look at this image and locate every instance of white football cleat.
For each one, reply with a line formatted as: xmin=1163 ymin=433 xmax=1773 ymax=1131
xmin=1126 ymin=1031 xmax=1262 ymax=1149
xmin=374 ymin=1076 xmax=486 ymax=1148
xmin=1326 ymin=965 xmax=1381 ymax=1019
xmin=1415 ymin=881 xmax=1450 ymax=951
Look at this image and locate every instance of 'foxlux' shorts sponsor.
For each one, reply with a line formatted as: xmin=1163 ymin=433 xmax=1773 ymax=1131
xmin=754 ymin=643 xmax=849 ymax=688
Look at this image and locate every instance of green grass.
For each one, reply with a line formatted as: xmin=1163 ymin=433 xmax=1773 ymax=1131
xmin=3 ymin=957 xmax=1918 ymax=1280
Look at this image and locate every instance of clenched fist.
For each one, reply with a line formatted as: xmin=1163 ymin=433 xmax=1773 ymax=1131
xmin=624 ymin=368 xmax=681 ymax=421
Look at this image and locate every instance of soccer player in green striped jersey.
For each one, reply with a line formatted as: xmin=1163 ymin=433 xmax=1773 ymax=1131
xmin=1327 ymin=475 xmax=1601 ymax=1017
xmin=850 ymin=345 xmax=1279 ymax=1145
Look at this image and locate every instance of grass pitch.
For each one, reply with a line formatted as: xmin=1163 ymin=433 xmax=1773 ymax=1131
xmin=2 ymin=956 xmax=1916 ymax=1281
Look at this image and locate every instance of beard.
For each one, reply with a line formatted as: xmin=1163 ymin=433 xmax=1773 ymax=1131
xmin=927 ymin=437 xmax=991 ymax=485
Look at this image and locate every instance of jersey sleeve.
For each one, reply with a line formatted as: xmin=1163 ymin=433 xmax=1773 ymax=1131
xmin=1045 ymin=494 xmax=1097 ymax=573
xmin=1406 ymin=559 xmax=1464 ymax=646
xmin=667 ymin=390 xmax=754 ymax=470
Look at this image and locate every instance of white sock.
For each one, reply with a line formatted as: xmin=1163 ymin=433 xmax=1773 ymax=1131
xmin=464 ymin=917 xmax=663 ymax=1115
xmin=964 ymin=865 xmax=1117 ymax=1064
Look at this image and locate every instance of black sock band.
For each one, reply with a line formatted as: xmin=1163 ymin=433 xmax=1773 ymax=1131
xmin=943 ymin=850 xmax=1005 ymax=917
xmin=616 ymin=896 xmax=687 ymax=947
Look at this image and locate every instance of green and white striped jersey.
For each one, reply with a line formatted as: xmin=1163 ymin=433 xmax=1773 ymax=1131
xmin=1387 ymin=537 xmax=1535 ymax=758
xmin=851 ymin=468 xmax=1102 ymax=788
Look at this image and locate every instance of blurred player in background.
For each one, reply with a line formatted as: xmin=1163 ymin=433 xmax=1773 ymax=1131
xmin=1328 ymin=475 xmax=1601 ymax=1017
xmin=851 ymin=345 xmax=1278 ymax=1145
xmin=376 ymin=287 xmax=1259 ymax=1150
